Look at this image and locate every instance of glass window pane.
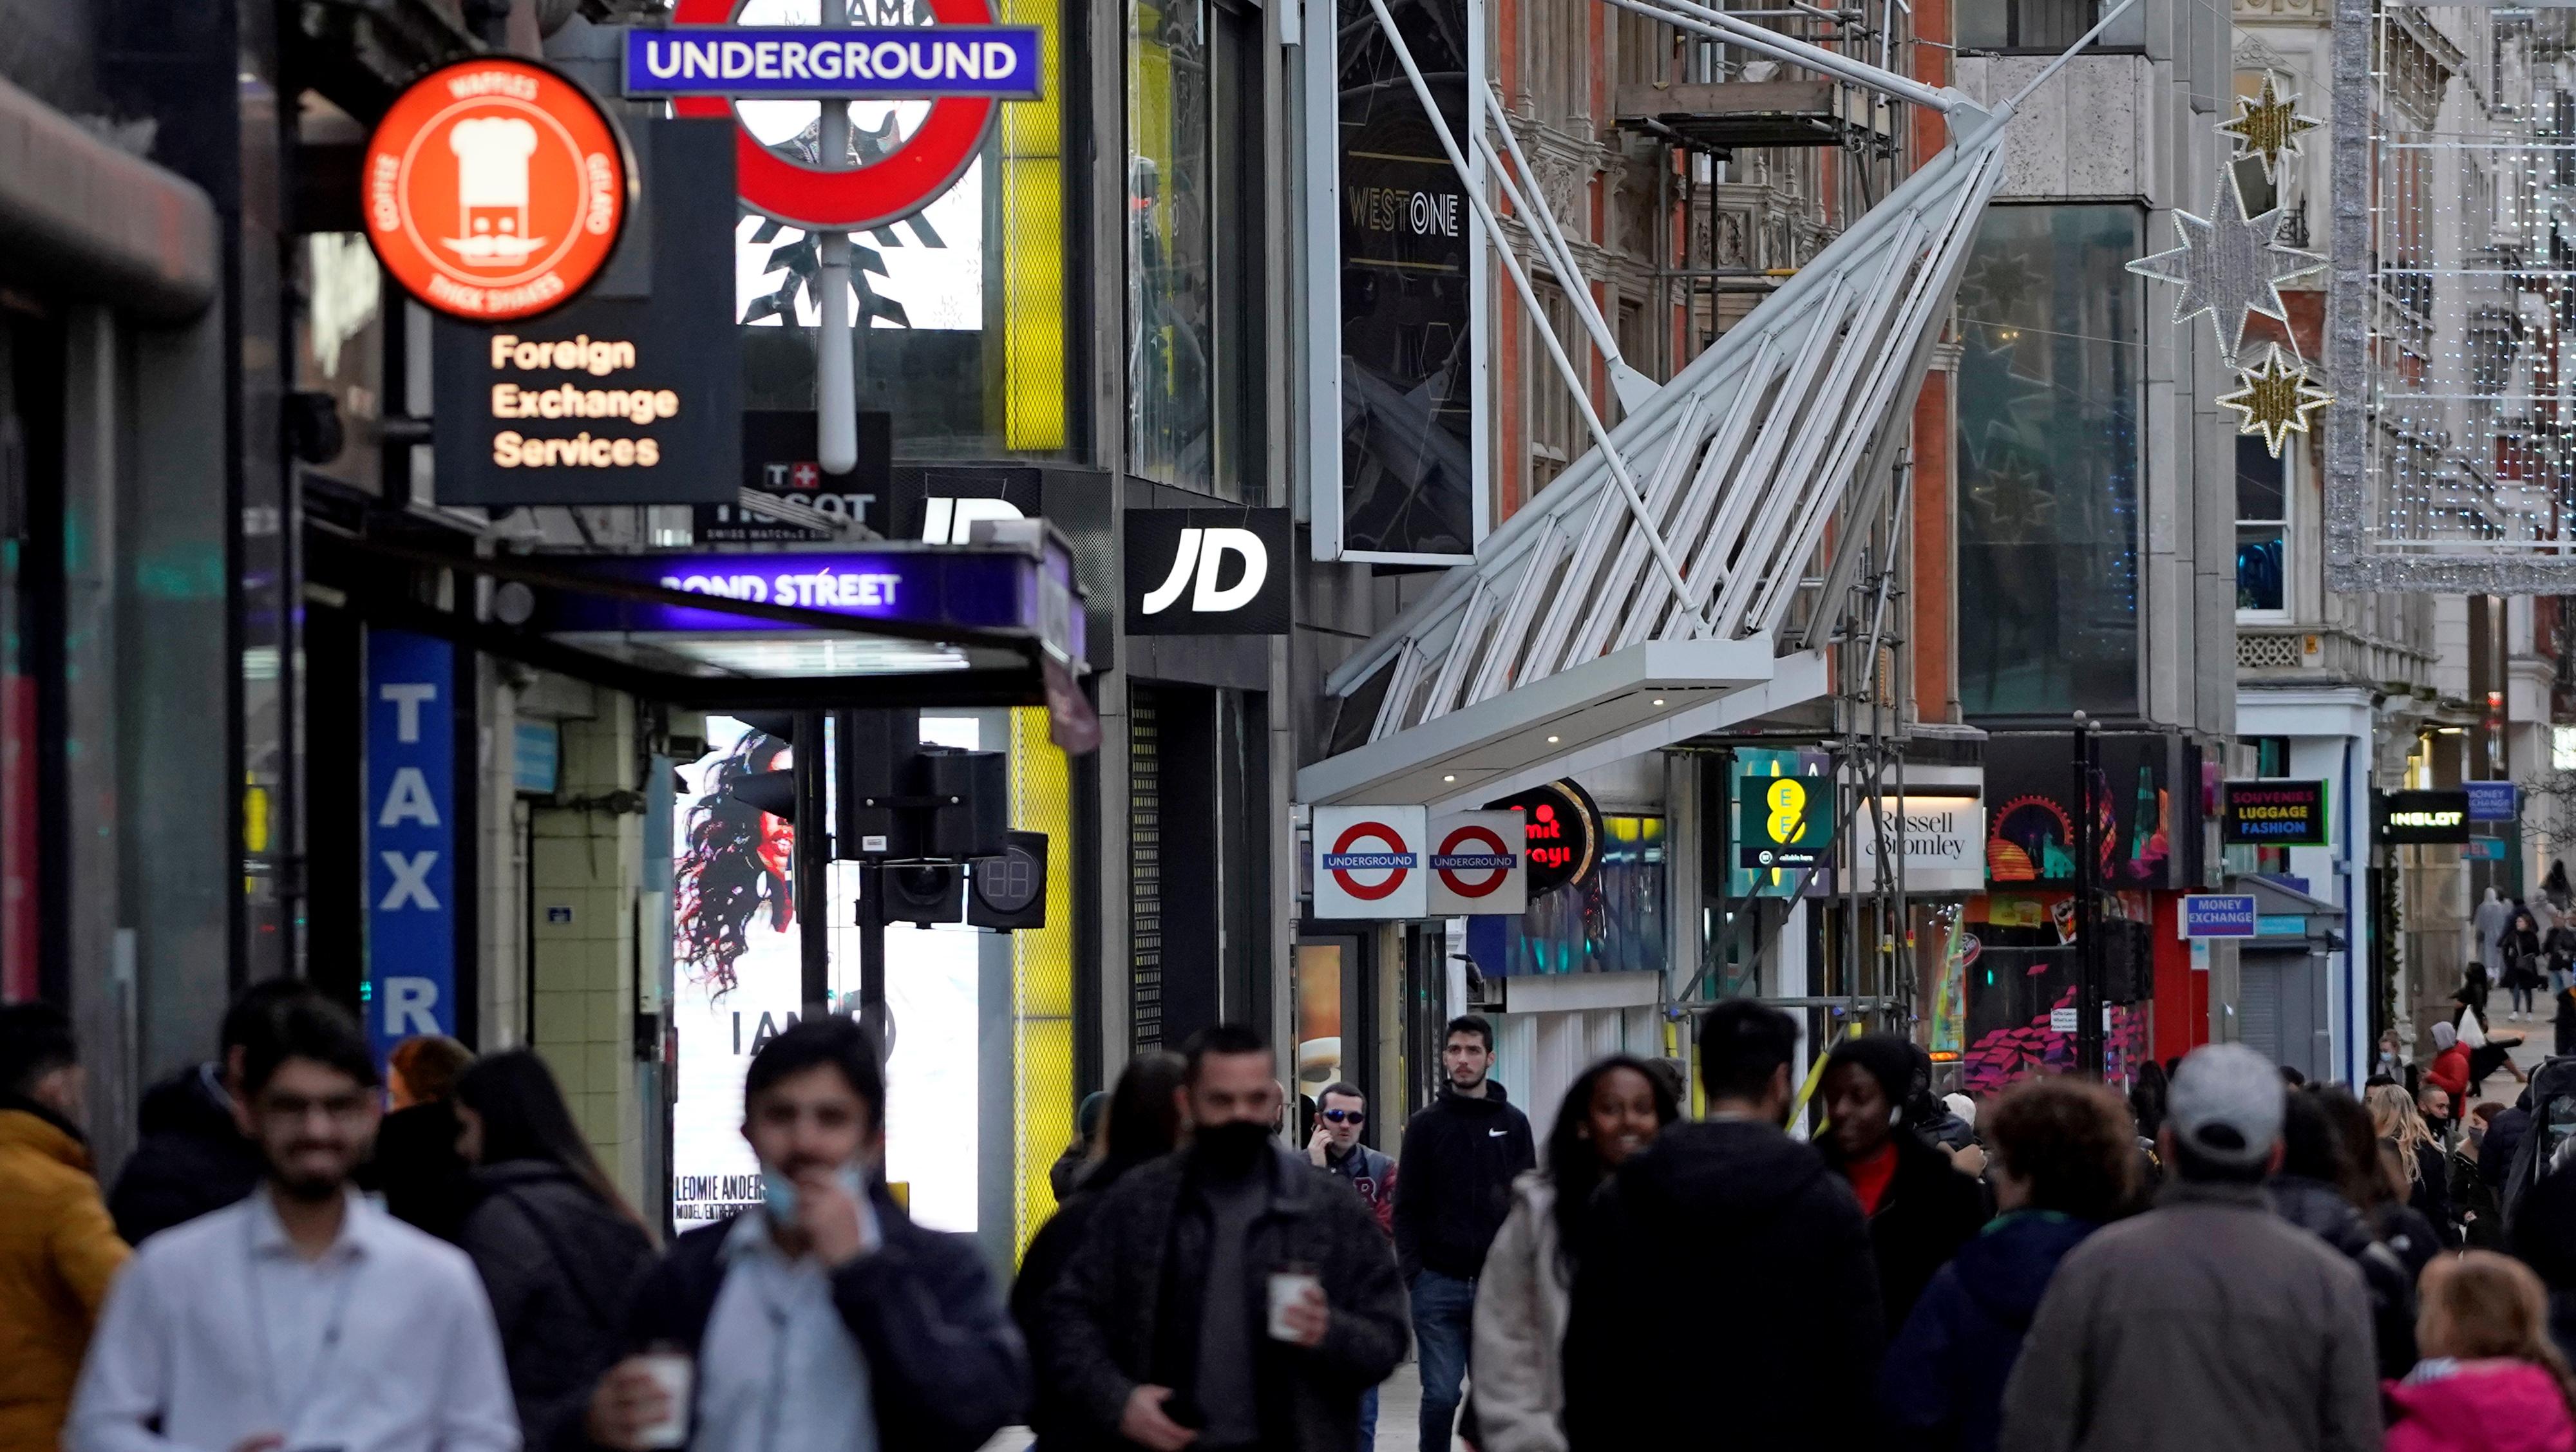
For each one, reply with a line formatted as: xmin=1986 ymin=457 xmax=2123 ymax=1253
xmin=1956 ymin=204 xmax=2144 ymax=715
xmin=1129 ymin=0 xmax=1215 ymax=489
xmin=1956 ymin=0 xmax=2008 ymax=50
xmin=2237 ymin=525 xmax=2286 ymax=612
xmin=2236 ymin=434 xmax=2286 ymax=523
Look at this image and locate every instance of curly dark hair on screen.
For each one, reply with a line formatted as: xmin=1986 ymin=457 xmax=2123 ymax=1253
xmin=675 ymin=730 xmax=789 ymax=995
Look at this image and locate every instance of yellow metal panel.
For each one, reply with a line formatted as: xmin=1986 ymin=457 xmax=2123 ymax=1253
xmin=1010 ymin=706 xmax=1076 ymax=1258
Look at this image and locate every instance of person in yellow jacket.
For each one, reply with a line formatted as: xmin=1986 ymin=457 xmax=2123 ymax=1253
xmin=0 ymin=1003 xmax=129 ymax=1452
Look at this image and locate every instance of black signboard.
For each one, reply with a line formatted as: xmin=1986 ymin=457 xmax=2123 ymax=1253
xmin=1336 ymin=0 xmax=1475 ymax=560
xmin=2377 ymin=789 xmax=2472 ymax=845
xmin=2221 ymin=779 xmax=2329 ymax=847
xmin=1981 ymin=730 xmax=2197 ymax=889
xmin=694 ymin=411 xmax=890 ymax=542
xmin=1123 ymin=508 xmax=1293 ymax=636
xmin=892 ymin=463 xmax=1048 ymax=543
xmin=432 ymin=120 xmax=739 ymax=506
xmin=1486 ymin=779 xmax=1602 ymax=897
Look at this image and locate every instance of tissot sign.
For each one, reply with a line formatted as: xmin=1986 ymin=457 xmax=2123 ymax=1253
xmin=364 ymin=57 xmax=632 ymax=322
xmin=1124 ymin=508 xmax=1293 ymax=636
xmin=638 ymin=0 xmax=1042 ymax=232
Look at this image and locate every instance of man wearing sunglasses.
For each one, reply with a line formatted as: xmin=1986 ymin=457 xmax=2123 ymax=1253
xmin=1306 ymin=1083 xmax=1396 ymax=1236
xmin=1307 ymin=1082 xmax=1396 ymax=1452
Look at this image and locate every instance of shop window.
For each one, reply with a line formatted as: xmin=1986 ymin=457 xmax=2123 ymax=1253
xmin=730 ymin=0 xmax=1077 ymax=459
xmin=1127 ymin=0 xmax=1264 ymax=497
xmin=2237 ymin=435 xmax=2289 ymax=618
xmin=1955 ymin=203 xmax=2145 ymax=717
xmin=1490 ymin=815 xmax=1665 ymax=976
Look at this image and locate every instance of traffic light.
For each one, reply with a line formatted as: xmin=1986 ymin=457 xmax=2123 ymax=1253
xmin=968 ymin=831 xmax=1048 ymax=930
xmin=919 ymin=746 xmax=1008 ymax=859
xmin=882 ymin=863 xmax=963 ymax=925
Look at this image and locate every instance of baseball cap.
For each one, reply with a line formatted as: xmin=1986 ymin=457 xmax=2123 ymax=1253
xmin=2166 ymin=1043 xmax=2285 ymax=1169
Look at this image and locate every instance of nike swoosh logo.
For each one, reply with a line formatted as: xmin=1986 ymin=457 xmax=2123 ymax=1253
xmin=1489 ymin=1129 xmax=1506 ymax=1137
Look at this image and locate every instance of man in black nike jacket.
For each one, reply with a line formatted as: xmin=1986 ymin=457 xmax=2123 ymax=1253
xmin=1392 ymin=1015 xmax=1535 ymax=1452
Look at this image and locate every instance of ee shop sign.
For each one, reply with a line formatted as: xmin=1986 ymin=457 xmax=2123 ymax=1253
xmin=626 ymin=0 xmax=1045 ymax=232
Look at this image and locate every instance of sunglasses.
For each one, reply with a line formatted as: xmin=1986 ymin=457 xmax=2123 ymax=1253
xmin=1321 ymin=1109 xmax=1365 ymax=1124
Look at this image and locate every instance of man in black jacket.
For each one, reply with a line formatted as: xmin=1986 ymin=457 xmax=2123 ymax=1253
xmin=1562 ymin=1001 xmax=1882 ymax=1452
xmin=586 ymin=1017 xmax=1026 ymax=1452
xmin=1391 ymin=1014 xmax=1533 ymax=1452
xmin=108 ymin=978 xmax=318 ymax=1244
xmin=1045 ymin=1024 xmax=1406 ymax=1452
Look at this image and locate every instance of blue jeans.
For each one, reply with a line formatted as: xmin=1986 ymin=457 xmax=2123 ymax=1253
xmin=1411 ymin=1270 xmax=1475 ymax=1452
xmin=1358 ymin=1384 xmax=1378 ymax=1452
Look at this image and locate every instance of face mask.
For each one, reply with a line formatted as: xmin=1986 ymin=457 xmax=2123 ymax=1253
xmin=761 ymin=1161 xmax=866 ymax=1221
xmin=1196 ymin=1120 xmax=1272 ymax=1174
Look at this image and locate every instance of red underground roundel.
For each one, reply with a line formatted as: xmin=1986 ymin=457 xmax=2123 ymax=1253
xmin=363 ymin=57 xmax=633 ymax=323
xmin=672 ymin=0 xmax=1001 ymax=231
xmin=1325 ymin=821 xmax=1414 ymax=902
xmin=1432 ymin=824 xmax=1514 ymax=899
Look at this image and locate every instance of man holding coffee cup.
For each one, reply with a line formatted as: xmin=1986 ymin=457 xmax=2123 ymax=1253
xmin=1044 ymin=1024 xmax=1406 ymax=1452
xmin=585 ymin=1018 xmax=1025 ymax=1452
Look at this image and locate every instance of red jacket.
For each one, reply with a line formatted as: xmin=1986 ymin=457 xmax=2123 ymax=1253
xmin=2386 ymin=1360 xmax=2574 ymax=1452
xmin=2429 ymin=1044 xmax=2472 ymax=1100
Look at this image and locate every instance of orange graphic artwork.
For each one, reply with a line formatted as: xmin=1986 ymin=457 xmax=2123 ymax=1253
xmin=363 ymin=57 xmax=632 ymax=322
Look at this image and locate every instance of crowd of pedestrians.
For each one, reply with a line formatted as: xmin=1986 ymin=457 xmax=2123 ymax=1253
xmin=15 ymin=979 xmax=2576 ymax=1452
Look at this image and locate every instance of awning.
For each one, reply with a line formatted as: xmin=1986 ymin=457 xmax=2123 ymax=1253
xmin=308 ymin=523 xmax=1098 ymax=751
xmin=1300 ymin=88 xmax=2014 ymax=808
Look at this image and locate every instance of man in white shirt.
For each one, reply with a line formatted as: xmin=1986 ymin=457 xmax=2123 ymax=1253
xmin=67 ymin=995 xmax=518 ymax=1452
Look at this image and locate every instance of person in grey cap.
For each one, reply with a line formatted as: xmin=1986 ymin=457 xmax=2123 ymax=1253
xmin=1998 ymin=1044 xmax=2383 ymax=1452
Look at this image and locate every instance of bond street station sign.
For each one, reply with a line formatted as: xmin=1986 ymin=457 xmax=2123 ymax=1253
xmin=629 ymin=0 xmax=1045 ymax=231
xmin=365 ymin=57 xmax=633 ymax=322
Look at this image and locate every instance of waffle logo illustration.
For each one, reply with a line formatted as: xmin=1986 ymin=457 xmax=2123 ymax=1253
xmin=364 ymin=58 xmax=631 ymax=321
xmin=445 ymin=117 xmax=545 ymax=265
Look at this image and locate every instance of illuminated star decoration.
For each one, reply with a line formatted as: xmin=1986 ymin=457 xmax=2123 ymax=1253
xmin=2126 ymin=174 xmax=2325 ymax=364
xmin=2216 ymin=344 xmax=2333 ymax=457
xmin=2219 ymin=71 xmax=2320 ymax=184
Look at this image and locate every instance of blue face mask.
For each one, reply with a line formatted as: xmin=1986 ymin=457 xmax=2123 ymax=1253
xmin=761 ymin=1162 xmax=866 ymax=1221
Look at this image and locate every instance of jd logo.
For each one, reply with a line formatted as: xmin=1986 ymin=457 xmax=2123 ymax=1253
xmin=922 ymin=496 xmax=1026 ymax=545
xmin=1124 ymin=507 xmax=1291 ymax=636
xmin=1142 ymin=527 xmax=1268 ymax=616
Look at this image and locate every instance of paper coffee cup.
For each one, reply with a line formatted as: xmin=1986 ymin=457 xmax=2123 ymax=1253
xmin=636 ymin=1352 xmax=693 ymax=1449
xmin=1266 ymin=1270 xmax=1321 ymax=1341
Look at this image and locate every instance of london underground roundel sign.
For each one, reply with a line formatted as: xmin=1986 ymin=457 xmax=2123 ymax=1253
xmin=363 ymin=57 xmax=633 ymax=323
xmin=1326 ymin=822 xmax=1414 ymax=902
xmin=1432 ymin=824 xmax=1514 ymax=899
xmin=665 ymin=0 xmax=1012 ymax=232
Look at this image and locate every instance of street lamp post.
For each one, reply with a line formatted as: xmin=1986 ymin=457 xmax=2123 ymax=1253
xmin=2074 ymin=711 xmax=2105 ymax=1078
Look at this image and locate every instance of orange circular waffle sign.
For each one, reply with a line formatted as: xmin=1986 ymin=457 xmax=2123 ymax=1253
xmin=364 ymin=57 xmax=632 ymax=322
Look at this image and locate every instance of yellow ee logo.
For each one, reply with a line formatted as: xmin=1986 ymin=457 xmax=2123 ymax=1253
xmin=1765 ymin=779 xmax=1808 ymax=845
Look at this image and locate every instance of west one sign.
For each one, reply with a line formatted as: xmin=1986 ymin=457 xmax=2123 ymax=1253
xmin=367 ymin=630 xmax=457 ymax=1066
